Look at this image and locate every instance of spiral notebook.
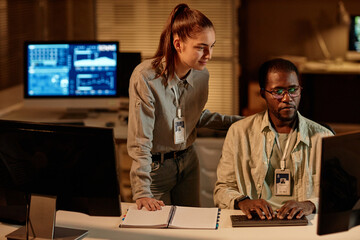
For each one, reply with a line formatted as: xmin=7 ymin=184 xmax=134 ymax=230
xmin=120 ymin=205 xmax=220 ymax=229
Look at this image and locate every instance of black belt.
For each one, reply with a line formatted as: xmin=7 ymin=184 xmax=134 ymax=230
xmin=152 ymin=148 xmax=188 ymax=162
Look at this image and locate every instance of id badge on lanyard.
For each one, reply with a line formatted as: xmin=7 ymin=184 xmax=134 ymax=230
xmin=274 ymin=168 xmax=291 ymax=195
xmin=274 ymin=128 xmax=294 ymax=196
xmin=174 ymin=113 xmax=186 ymax=144
xmin=173 ymin=86 xmax=186 ymax=144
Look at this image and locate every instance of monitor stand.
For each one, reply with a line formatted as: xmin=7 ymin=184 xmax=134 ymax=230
xmin=6 ymin=194 xmax=88 ymax=240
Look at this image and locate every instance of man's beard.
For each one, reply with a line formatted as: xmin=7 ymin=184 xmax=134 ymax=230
xmin=277 ymin=109 xmax=298 ymax=122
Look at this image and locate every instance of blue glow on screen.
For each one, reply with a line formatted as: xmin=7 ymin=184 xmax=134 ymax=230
xmin=354 ymin=16 xmax=360 ymax=51
xmin=26 ymin=43 xmax=118 ymax=97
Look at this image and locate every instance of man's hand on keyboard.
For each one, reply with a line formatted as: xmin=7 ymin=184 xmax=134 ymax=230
xmin=237 ymin=199 xmax=275 ymax=220
xmin=277 ymin=200 xmax=316 ymax=220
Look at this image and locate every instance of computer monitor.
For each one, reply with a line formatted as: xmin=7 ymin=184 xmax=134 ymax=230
xmin=24 ymin=41 xmax=120 ymax=110
xmin=0 ymin=119 xmax=121 ymax=224
xmin=346 ymin=15 xmax=360 ymax=61
xmin=117 ymin=52 xmax=141 ymax=98
xmin=317 ymin=131 xmax=360 ymax=235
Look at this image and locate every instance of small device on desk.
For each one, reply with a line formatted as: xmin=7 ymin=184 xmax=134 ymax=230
xmin=230 ymin=213 xmax=308 ymax=227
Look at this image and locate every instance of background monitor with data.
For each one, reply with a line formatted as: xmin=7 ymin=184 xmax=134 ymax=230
xmin=24 ymin=41 xmax=120 ymax=110
xmin=349 ymin=15 xmax=360 ymax=52
xmin=347 ymin=15 xmax=360 ymax=61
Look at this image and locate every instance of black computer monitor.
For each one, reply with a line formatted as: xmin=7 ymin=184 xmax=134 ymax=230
xmin=0 ymin=119 xmax=121 ymax=224
xmin=317 ymin=131 xmax=360 ymax=235
xmin=23 ymin=41 xmax=120 ymax=110
xmin=117 ymin=52 xmax=141 ymax=98
xmin=347 ymin=15 xmax=360 ymax=61
xmin=348 ymin=15 xmax=360 ymax=52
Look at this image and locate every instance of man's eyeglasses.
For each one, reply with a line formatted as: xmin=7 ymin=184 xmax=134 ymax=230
xmin=263 ymin=86 xmax=302 ymax=100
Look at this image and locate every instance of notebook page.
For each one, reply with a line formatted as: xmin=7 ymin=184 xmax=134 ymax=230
xmin=169 ymin=206 xmax=219 ymax=229
xmin=121 ymin=205 xmax=173 ymax=228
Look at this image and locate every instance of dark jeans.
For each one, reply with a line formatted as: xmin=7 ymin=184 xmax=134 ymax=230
xmin=150 ymin=145 xmax=200 ymax=206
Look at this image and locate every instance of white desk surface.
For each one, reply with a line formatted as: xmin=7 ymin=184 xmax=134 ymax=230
xmin=0 ymin=103 xmax=128 ymax=139
xmin=0 ymin=84 xmax=129 ymax=140
xmin=1 ymin=202 xmax=359 ymax=240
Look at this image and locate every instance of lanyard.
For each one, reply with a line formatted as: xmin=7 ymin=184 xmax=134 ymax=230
xmin=275 ymin=125 xmax=295 ymax=171
xmin=172 ymin=86 xmax=182 ymax=118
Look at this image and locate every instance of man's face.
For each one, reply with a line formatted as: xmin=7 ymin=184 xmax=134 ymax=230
xmin=263 ymin=71 xmax=301 ymax=123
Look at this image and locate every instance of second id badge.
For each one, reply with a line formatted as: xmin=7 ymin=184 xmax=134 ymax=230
xmin=274 ymin=168 xmax=291 ymax=196
xmin=174 ymin=117 xmax=185 ymax=144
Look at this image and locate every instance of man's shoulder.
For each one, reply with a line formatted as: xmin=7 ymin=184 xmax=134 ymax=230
xmin=299 ymin=114 xmax=334 ymax=137
xmin=230 ymin=111 xmax=265 ymax=131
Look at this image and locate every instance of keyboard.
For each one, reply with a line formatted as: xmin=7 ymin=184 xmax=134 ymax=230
xmin=230 ymin=214 xmax=308 ymax=227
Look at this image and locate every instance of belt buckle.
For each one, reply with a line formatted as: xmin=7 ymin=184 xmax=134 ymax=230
xmin=151 ymin=161 xmax=160 ymax=171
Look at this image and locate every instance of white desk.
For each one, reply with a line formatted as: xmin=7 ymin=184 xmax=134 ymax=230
xmin=0 ymin=85 xmax=129 ymax=140
xmin=0 ymin=103 xmax=128 ymax=140
xmin=1 ymin=203 xmax=359 ymax=240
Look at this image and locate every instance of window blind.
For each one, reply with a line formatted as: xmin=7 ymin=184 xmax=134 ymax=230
xmin=0 ymin=0 xmax=9 ymax=90
xmin=96 ymin=0 xmax=240 ymax=115
xmin=0 ymin=0 xmax=42 ymax=91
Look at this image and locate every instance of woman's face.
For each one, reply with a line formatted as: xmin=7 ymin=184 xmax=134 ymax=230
xmin=174 ymin=27 xmax=215 ymax=77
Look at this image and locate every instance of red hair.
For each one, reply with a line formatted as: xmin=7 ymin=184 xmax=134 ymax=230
xmin=151 ymin=3 xmax=214 ymax=83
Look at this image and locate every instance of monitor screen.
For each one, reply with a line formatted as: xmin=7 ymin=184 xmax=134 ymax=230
xmin=349 ymin=15 xmax=360 ymax=52
xmin=24 ymin=41 xmax=120 ymax=110
xmin=346 ymin=15 xmax=360 ymax=61
xmin=317 ymin=131 xmax=360 ymax=235
xmin=0 ymin=119 xmax=121 ymax=224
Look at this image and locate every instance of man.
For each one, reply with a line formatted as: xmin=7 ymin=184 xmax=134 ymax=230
xmin=214 ymin=58 xmax=333 ymax=220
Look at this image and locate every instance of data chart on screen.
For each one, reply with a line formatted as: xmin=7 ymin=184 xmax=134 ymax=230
xmin=26 ymin=42 xmax=118 ymax=97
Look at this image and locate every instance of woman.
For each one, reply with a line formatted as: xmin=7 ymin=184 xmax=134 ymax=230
xmin=127 ymin=3 xmax=242 ymax=211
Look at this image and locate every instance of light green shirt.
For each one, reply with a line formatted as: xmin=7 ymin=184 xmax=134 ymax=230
xmin=127 ymin=59 xmax=243 ymax=200
xmin=214 ymin=110 xmax=333 ymax=211
xmin=262 ymin=132 xmax=296 ymax=209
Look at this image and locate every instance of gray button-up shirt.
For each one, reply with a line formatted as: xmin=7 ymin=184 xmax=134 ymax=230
xmin=214 ymin=110 xmax=333 ymax=210
xmin=127 ymin=59 xmax=242 ymax=200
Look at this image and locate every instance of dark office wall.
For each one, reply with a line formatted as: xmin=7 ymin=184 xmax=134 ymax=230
xmin=0 ymin=0 xmax=95 ymax=91
xmin=238 ymin=0 xmax=360 ymax=112
xmin=239 ymin=0 xmax=360 ymax=81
